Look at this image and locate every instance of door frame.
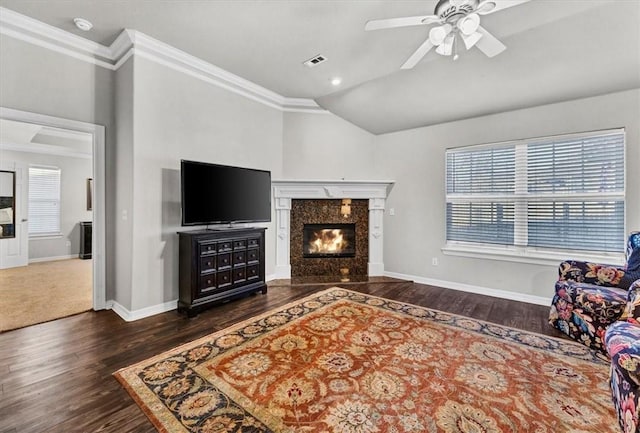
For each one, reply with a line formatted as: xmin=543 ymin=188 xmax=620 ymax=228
xmin=0 ymin=107 xmax=106 ymax=310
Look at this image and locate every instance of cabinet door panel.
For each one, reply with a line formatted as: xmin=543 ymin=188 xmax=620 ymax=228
xmin=200 ymin=256 xmax=216 ymax=273
xmin=233 ymin=266 xmax=246 ymax=284
xmin=247 ymin=248 xmax=259 ymax=264
xmin=247 ymin=264 xmax=259 ymax=281
xmin=217 ymin=270 xmax=232 ymax=288
xmin=198 ymin=274 xmax=216 ymax=296
xmin=217 ymin=253 xmax=232 ymax=269
xmin=233 ymin=251 xmax=246 ymax=265
xmin=199 ymin=242 xmax=216 ymax=256
xmin=233 ymin=239 xmax=247 ymax=249
xmin=218 ymin=241 xmax=233 ymax=252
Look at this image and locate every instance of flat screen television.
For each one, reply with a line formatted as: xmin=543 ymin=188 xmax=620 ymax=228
xmin=181 ymin=160 xmax=271 ymax=226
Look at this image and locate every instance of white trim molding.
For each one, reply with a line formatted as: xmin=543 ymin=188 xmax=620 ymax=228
xmin=108 ymin=299 xmax=178 ymax=322
xmin=384 ymin=271 xmax=552 ymax=306
xmin=272 ymin=180 xmax=395 ymax=279
xmin=0 ymin=7 xmax=326 ymax=114
xmin=1 ymin=107 xmax=107 ymax=311
xmin=29 ymin=254 xmax=76 ymax=263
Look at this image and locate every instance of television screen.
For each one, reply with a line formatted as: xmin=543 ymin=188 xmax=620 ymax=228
xmin=181 ymin=160 xmax=271 ymax=225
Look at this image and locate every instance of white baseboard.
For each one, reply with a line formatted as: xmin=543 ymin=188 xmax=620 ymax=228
xmin=107 ymin=299 xmax=177 ymax=322
xmin=29 ymin=254 xmax=76 ymax=263
xmin=384 ymin=271 xmax=552 ymax=306
xmin=266 ymin=273 xmax=278 ymax=282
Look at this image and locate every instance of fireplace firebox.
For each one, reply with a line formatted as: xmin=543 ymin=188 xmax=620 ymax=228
xmin=303 ymin=223 xmax=356 ymax=258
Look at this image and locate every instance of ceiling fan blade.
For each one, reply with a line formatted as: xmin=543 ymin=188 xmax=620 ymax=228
xmin=400 ymin=38 xmax=435 ymax=69
xmin=475 ymin=26 xmax=506 ymax=57
xmin=477 ymin=0 xmax=531 ymax=15
xmin=365 ymin=15 xmax=439 ymax=31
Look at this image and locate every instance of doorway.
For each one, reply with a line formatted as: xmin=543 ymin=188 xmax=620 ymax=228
xmin=0 ymin=107 xmax=106 ymax=330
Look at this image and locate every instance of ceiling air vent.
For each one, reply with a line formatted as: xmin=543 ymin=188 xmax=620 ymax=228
xmin=303 ymin=54 xmax=327 ymax=68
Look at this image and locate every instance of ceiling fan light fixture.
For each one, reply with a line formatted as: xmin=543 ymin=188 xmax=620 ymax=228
xmin=476 ymin=1 xmax=497 ymax=15
xmin=428 ymin=23 xmax=452 ymax=46
xmin=435 ymin=34 xmax=455 ymax=56
xmin=458 ymin=13 xmax=480 ymax=35
xmin=461 ymin=31 xmax=483 ymax=49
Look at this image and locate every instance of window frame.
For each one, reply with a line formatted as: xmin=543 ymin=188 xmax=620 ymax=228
xmin=443 ymin=128 xmax=626 ymax=266
xmin=28 ymin=165 xmax=62 ymax=238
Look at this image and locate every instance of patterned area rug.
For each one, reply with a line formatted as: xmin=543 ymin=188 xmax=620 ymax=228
xmin=114 ymin=288 xmax=617 ymax=432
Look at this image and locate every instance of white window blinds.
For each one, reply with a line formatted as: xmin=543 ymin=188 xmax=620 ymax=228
xmin=28 ymin=166 xmax=61 ymax=236
xmin=446 ymin=129 xmax=625 ymax=253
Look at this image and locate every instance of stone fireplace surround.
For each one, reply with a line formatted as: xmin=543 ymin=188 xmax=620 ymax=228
xmin=272 ymin=180 xmax=394 ymax=279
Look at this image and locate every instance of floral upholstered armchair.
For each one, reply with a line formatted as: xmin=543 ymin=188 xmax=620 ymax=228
xmin=549 ymin=232 xmax=640 ymax=354
xmin=605 ymin=280 xmax=640 ymax=433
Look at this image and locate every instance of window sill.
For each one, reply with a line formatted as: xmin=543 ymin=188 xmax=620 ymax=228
xmin=442 ymin=242 xmax=625 ymax=267
xmin=29 ymin=233 xmax=63 ymax=240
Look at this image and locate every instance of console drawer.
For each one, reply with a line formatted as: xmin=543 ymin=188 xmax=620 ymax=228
xmin=200 ymin=256 xmax=216 ymax=273
xmin=217 ymin=270 xmax=232 ymax=288
xmin=233 ymin=266 xmax=246 ymax=284
xmin=198 ymin=274 xmax=216 ymax=293
xmin=247 ymin=264 xmax=259 ymax=281
xmin=233 ymin=239 xmax=247 ymax=249
xmin=218 ymin=241 xmax=233 ymax=252
xmin=247 ymin=248 xmax=259 ymax=263
xmin=217 ymin=253 xmax=231 ymax=269
xmin=233 ymin=251 xmax=246 ymax=265
xmin=199 ymin=242 xmax=216 ymax=256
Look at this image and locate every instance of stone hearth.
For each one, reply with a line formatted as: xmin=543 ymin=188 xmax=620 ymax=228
xmin=272 ymin=180 xmax=394 ymax=279
xmin=292 ymin=200 xmax=367 ymax=277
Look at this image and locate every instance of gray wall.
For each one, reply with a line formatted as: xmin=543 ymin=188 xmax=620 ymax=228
xmin=3 ymin=29 xmax=638 ymax=312
xmin=283 ymin=112 xmax=376 ymax=180
xmin=0 ymin=150 xmax=93 ymax=260
xmin=373 ymin=89 xmax=640 ymax=299
xmin=0 ymin=34 xmax=116 ymax=295
xmin=113 ymin=57 xmax=135 ymax=310
xmin=126 ymin=56 xmax=284 ymax=310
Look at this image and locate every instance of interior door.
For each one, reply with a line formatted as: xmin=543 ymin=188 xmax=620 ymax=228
xmin=0 ymin=160 xmax=28 ymax=269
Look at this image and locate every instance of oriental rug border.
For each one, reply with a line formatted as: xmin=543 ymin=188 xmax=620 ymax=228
xmin=114 ymin=287 xmax=615 ymax=433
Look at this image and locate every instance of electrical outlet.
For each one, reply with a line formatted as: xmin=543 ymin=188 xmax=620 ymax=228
xmin=66 ymin=241 xmax=71 ymax=247
xmin=432 ymin=257 xmax=438 ymax=266
xmin=389 ymin=208 xmax=395 ymax=216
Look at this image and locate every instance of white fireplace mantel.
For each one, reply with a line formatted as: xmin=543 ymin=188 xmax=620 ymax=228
xmin=272 ymin=179 xmax=395 ymax=279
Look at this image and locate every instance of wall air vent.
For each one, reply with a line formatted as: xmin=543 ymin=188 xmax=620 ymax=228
xmin=303 ymin=54 xmax=327 ymax=68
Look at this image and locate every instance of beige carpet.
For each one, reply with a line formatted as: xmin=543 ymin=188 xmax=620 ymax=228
xmin=0 ymin=259 xmax=92 ymax=332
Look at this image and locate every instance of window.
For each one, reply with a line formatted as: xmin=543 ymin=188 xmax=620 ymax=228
xmin=28 ymin=166 xmax=61 ymax=236
xmin=445 ymin=129 xmax=625 ymax=260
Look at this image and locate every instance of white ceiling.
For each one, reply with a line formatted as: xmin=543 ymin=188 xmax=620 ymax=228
xmin=1 ymin=0 xmax=639 ymax=134
xmin=0 ymin=119 xmax=93 ymax=158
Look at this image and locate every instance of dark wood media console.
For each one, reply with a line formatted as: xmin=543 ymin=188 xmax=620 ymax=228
xmin=178 ymin=227 xmax=267 ymax=317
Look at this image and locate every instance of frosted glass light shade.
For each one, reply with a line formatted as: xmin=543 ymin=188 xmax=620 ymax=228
xmin=429 ymin=24 xmax=452 ymax=46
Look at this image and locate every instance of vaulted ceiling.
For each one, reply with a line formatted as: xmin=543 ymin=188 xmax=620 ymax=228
xmin=1 ymin=0 xmax=638 ymax=134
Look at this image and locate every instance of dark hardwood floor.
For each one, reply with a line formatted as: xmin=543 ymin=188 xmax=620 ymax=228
xmin=0 ymin=280 xmax=564 ymax=433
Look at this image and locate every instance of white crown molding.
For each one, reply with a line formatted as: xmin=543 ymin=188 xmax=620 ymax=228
xmin=0 ymin=7 xmax=326 ymax=114
xmin=0 ymin=7 xmax=113 ymax=68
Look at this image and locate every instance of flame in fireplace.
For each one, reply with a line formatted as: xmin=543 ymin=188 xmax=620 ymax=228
xmin=308 ymin=229 xmax=349 ymax=254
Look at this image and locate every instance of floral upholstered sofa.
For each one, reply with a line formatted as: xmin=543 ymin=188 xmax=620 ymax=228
xmin=605 ymin=280 xmax=640 ymax=433
xmin=549 ymin=232 xmax=640 ymax=354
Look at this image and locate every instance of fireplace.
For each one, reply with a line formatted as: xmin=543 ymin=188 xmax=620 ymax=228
xmin=303 ymin=224 xmax=356 ymax=258
xmin=272 ymin=180 xmax=394 ymax=279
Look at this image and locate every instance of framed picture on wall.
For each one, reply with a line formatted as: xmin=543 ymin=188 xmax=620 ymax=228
xmin=87 ymin=178 xmax=93 ymax=211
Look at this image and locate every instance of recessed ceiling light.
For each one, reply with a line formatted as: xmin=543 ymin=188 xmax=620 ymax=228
xmin=73 ymin=18 xmax=93 ymax=31
xmin=330 ymin=77 xmax=342 ymax=86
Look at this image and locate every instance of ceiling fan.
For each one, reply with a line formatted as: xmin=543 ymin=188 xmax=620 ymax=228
xmin=365 ymin=0 xmax=530 ymax=69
